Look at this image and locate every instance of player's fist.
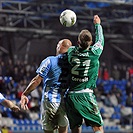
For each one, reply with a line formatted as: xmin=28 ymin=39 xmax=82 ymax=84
xmin=93 ymin=15 xmax=101 ymax=24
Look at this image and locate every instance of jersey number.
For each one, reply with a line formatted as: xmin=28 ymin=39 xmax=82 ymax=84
xmin=71 ymin=58 xmax=90 ymax=76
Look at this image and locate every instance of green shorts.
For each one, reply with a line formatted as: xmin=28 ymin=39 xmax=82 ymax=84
xmin=65 ymin=92 xmax=104 ymax=129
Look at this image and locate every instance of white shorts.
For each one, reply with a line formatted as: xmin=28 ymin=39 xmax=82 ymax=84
xmin=40 ymin=100 xmax=68 ymax=131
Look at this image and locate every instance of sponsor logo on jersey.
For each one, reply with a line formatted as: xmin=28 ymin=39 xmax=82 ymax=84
xmin=72 ymin=76 xmax=88 ymax=82
xmin=76 ymin=52 xmax=89 ymax=57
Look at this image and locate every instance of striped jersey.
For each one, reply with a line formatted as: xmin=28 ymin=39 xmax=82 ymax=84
xmin=0 ymin=93 xmax=5 ymax=103
xmin=36 ymin=53 xmax=69 ymax=103
xmin=68 ymin=24 xmax=104 ymax=91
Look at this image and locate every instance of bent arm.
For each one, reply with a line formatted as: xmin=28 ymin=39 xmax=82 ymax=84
xmin=22 ymin=74 xmax=43 ymax=96
xmin=20 ymin=74 xmax=42 ymax=110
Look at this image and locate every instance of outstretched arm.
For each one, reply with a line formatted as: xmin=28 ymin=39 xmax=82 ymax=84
xmin=1 ymin=99 xmax=20 ymax=112
xmin=20 ymin=74 xmax=42 ymax=110
xmin=92 ymin=15 xmax=104 ymax=56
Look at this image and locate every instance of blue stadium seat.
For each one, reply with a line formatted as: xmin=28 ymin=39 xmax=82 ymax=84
xmin=114 ymin=106 xmax=120 ymax=113
xmin=111 ymin=113 xmax=121 ymax=120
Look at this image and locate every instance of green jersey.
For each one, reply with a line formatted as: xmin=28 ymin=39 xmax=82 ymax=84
xmin=68 ymin=24 xmax=104 ymax=91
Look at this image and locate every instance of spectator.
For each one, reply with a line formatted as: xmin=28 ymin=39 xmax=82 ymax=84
xmin=128 ymin=65 xmax=133 ymax=79
xmin=101 ymin=106 xmax=114 ymax=119
xmin=103 ymin=67 xmax=109 ymax=80
xmin=110 ymin=84 xmax=123 ymax=105
xmin=115 ymin=93 xmax=122 ymax=105
xmin=0 ymin=61 xmax=6 ymax=76
xmin=111 ymin=65 xmax=120 ymax=80
xmin=1 ymin=125 xmax=9 ymax=133
xmin=126 ymin=92 xmax=133 ymax=107
xmin=109 ymin=92 xmax=119 ymax=107
xmin=111 ymin=84 xmax=122 ymax=95
xmin=104 ymin=92 xmax=118 ymax=107
xmin=120 ymin=105 xmax=132 ymax=126
xmin=97 ymin=82 xmax=105 ymax=96
xmin=125 ymin=81 xmax=132 ymax=95
xmin=119 ymin=65 xmax=127 ymax=80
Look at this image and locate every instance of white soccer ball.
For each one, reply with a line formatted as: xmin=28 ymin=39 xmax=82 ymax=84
xmin=60 ymin=9 xmax=77 ymax=27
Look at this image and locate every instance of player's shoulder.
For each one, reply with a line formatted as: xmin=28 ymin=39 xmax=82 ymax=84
xmin=69 ymin=46 xmax=76 ymax=49
xmin=40 ymin=56 xmax=55 ymax=66
xmin=42 ymin=56 xmax=55 ymax=61
xmin=68 ymin=46 xmax=76 ymax=52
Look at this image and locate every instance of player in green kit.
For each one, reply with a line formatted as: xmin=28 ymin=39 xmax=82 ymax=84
xmin=65 ymin=15 xmax=104 ymax=133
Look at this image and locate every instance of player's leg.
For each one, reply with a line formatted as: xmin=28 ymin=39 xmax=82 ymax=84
xmin=43 ymin=130 xmax=54 ymax=133
xmin=58 ymin=126 xmax=68 ymax=133
xmin=71 ymin=126 xmax=82 ymax=133
xmin=43 ymin=128 xmax=59 ymax=133
xmin=92 ymin=126 xmax=104 ymax=133
xmin=40 ymin=101 xmax=60 ymax=133
xmin=58 ymin=104 xmax=69 ymax=133
xmin=83 ymin=93 xmax=104 ymax=133
xmin=65 ymin=93 xmax=83 ymax=133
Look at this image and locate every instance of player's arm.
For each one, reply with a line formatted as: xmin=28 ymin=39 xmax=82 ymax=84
xmin=22 ymin=74 xmax=43 ymax=96
xmin=1 ymin=99 xmax=20 ymax=112
xmin=20 ymin=74 xmax=42 ymax=110
xmin=20 ymin=58 xmax=51 ymax=110
xmin=92 ymin=15 xmax=104 ymax=55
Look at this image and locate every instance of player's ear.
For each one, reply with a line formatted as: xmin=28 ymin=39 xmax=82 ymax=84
xmin=90 ymin=41 xmax=93 ymax=45
xmin=77 ymin=41 xmax=80 ymax=45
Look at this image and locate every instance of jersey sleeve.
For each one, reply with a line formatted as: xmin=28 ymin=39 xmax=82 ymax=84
xmin=0 ymin=93 xmax=6 ymax=103
xmin=91 ymin=24 xmax=104 ymax=56
xmin=36 ymin=57 xmax=51 ymax=78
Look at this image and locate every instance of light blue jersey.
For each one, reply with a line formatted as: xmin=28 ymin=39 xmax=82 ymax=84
xmin=36 ymin=54 xmax=67 ymax=103
xmin=0 ymin=93 xmax=5 ymax=103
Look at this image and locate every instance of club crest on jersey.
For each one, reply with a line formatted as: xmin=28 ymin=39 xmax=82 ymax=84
xmin=92 ymin=43 xmax=103 ymax=50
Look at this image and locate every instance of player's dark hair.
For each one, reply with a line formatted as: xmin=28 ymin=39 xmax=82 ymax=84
xmin=78 ymin=29 xmax=92 ymax=49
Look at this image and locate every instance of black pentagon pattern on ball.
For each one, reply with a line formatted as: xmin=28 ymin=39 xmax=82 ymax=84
xmin=63 ymin=21 xmax=67 ymax=26
xmin=71 ymin=17 xmax=75 ymax=26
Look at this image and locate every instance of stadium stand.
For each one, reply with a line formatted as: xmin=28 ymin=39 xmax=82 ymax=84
xmin=0 ymin=59 xmax=132 ymax=133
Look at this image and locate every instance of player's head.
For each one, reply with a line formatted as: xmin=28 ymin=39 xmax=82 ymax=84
xmin=56 ymin=39 xmax=72 ymax=55
xmin=78 ymin=29 xmax=92 ymax=49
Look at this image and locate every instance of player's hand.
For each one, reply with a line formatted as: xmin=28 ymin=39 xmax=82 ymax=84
xmin=93 ymin=15 xmax=101 ymax=24
xmin=20 ymin=95 xmax=29 ymax=110
xmin=11 ymin=105 xmax=20 ymax=112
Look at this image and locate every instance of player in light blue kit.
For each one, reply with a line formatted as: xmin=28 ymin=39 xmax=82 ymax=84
xmin=0 ymin=92 xmax=20 ymax=112
xmin=20 ymin=39 xmax=72 ymax=133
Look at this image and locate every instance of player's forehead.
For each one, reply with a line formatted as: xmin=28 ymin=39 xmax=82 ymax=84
xmin=57 ymin=40 xmax=63 ymax=47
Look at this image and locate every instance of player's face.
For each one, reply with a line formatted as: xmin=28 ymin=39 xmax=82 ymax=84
xmin=56 ymin=40 xmax=63 ymax=55
xmin=56 ymin=39 xmax=72 ymax=55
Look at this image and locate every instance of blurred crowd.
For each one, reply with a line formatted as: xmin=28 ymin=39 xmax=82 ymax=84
xmin=0 ymin=57 xmax=133 ymax=128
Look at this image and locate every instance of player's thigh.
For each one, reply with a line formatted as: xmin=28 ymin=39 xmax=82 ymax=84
xmin=83 ymin=93 xmax=104 ymax=127
xmin=41 ymin=101 xmax=60 ymax=130
xmin=65 ymin=94 xmax=83 ymax=129
xmin=58 ymin=105 xmax=69 ymax=127
xmin=66 ymin=93 xmax=103 ymax=128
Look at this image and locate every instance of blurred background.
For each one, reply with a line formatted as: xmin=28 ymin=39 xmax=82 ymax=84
xmin=0 ymin=0 xmax=133 ymax=133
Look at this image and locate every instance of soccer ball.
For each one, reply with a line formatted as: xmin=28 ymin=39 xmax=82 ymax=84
xmin=60 ymin=9 xmax=77 ymax=27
